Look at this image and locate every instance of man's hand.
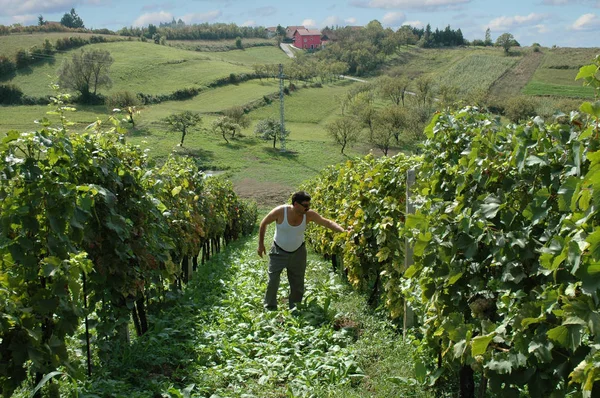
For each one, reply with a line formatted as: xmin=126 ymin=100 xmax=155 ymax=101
xmin=257 ymin=243 xmax=266 ymax=258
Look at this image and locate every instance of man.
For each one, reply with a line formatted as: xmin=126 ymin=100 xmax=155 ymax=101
xmin=257 ymin=191 xmax=347 ymax=310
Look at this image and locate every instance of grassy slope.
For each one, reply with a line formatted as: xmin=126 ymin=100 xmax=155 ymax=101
xmin=523 ymin=47 xmax=600 ymax=97
xmin=0 ymin=32 xmax=123 ymax=59
xmin=436 ymin=53 xmax=518 ymax=95
xmin=7 ymin=41 xmax=255 ymax=97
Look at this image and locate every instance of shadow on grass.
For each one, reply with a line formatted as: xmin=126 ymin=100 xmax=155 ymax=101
xmin=172 ymin=146 xmax=216 ymax=164
xmin=126 ymin=126 xmax=152 ymax=137
xmin=261 ymin=146 xmax=299 ymax=159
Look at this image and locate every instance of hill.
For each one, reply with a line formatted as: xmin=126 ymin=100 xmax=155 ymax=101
xmin=0 ymin=33 xmax=598 ymax=206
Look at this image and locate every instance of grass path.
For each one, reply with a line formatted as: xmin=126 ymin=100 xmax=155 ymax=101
xmin=78 ymin=233 xmax=428 ymax=398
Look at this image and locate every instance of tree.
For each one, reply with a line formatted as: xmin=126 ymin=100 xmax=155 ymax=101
xmin=484 ymin=28 xmax=492 ymax=46
xmin=378 ymin=75 xmax=410 ymax=106
xmin=255 ymin=117 xmax=289 ymax=149
xmin=164 ymin=111 xmax=202 ymax=147
xmin=211 ymin=116 xmax=240 ymax=144
xmin=38 ymin=15 xmax=46 ymax=26
xmin=370 ymin=116 xmax=395 ymax=156
xmin=57 ymin=49 xmax=113 ymax=102
xmin=106 ymin=91 xmax=141 ymax=127
xmin=415 ymin=75 xmax=434 ymax=107
xmin=235 ymin=36 xmax=243 ymax=49
xmin=496 ymin=32 xmax=515 ymax=54
xmin=275 ymin=25 xmax=286 ymax=43
xmin=60 ymin=8 xmax=84 ymax=29
xmin=325 ymin=116 xmax=363 ymax=154
xmin=223 ymin=106 xmax=250 ymax=134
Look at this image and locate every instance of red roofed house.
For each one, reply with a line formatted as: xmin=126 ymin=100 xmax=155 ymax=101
xmin=293 ymin=28 xmax=322 ymax=50
xmin=286 ymin=25 xmax=305 ymax=40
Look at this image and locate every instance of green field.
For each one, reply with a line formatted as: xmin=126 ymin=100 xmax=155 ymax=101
xmin=0 ymin=32 xmax=124 ymax=59
xmin=522 ymin=47 xmax=600 ymax=97
xmin=1 ymin=34 xmax=598 ymax=204
xmin=249 ymin=80 xmax=355 ymax=124
xmin=7 ymin=41 xmax=255 ymax=97
xmin=436 ymin=54 xmax=518 ymax=94
xmin=181 ymin=44 xmax=290 ymax=65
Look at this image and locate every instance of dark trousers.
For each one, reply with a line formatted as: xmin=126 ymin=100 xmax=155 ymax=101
xmin=264 ymin=242 xmax=307 ymax=310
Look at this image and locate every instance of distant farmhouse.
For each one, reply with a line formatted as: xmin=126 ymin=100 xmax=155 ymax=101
xmin=290 ymin=27 xmax=322 ymax=50
xmin=265 ymin=26 xmax=277 ymax=38
xmin=285 ymin=25 xmax=305 ymax=40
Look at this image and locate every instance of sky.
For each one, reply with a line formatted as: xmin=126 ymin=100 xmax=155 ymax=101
xmin=0 ymin=0 xmax=599 ymax=48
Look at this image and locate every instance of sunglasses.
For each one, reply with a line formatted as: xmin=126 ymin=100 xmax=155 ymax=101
xmin=298 ymin=202 xmax=310 ymax=209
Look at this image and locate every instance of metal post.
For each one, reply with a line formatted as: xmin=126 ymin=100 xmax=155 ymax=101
xmin=403 ymin=169 xmax=415 ymax=339
xmin=279 ymin=63 xmax=286 ymax=152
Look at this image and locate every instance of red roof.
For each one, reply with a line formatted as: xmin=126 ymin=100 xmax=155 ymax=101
xmin=294 ymin=28 xmax=321 ymax=36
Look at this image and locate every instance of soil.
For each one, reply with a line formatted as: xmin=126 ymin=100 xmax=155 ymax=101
xmin=487 ymin=51 xmax=544 ymax=99
xmin=233 ymin=178 xmax=294 ymax=208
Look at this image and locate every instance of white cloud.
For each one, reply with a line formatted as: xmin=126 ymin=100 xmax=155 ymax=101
xmin=132 ymin=11 xmax=173 ymax=27
xmin=322 ymin=15 xmax=341 ymax=27
xmin=302 ymin=18 xmax=317 ymax=28
xmin=488 ymin=13 xmax=547 ymax=31
xmin=352 ymin=0 xmax=470 ymax=10
xmin=241 ymin=19 xmax=255 ymax=27
xmin=345 ymin=17 xmax=358 ymax=24
xmin=571 ymin=13 xmax=600 ymax=30
xmin=0 ymin=0 xmax=76 ymax=16
xmin=403 ymin=20 xmax=424 ymax=28
xmin=382 ymin=11 xmax=406 ymax=26
xmin=535 ymin=24 xmax=551 ymax=33
xmin=11 ymin=14 xmax=37 ymax=24
xmin=180 ymin=10 xmax=222 ymax=24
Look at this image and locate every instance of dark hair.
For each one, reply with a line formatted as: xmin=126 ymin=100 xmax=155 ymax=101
xmin=291 ymin=191 xmax=311 ymax=205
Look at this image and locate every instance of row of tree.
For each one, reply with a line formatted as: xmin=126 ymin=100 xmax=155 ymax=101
xmin=303 ymin=56 xmax=600 ymax=397
xmin=0 ymin=95 xmax=257 ymax=396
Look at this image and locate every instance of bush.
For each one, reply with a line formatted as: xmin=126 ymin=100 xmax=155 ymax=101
xmin=105 ymin=91 xmax=140 ymax=109
xmin=504 ymin=96 xmax=537 ymax=122
xmin=15 ymin=49 xmax=31 ymax=69
xmin=0 ymin=56 xmax=16 ymax=78
xmin=0 ymin=84 xmax=23 ymax=104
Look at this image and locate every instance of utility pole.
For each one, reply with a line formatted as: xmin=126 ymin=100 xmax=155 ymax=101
xmin=278 ymin=63 xmax=286 ymax=152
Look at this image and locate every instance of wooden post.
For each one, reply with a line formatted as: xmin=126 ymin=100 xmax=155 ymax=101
xmin=403 ymin=169 xmax=415 ymax=339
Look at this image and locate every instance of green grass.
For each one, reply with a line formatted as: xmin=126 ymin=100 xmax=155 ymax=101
xmin=0 ymin=32 xmax=123 ymax=59
xmin=384 ymin=46 xmax=504 ymax=78
xmin=522 ymin=47 xmax=600 ymax=98
xmin=7 ymin=41 xmax=255 ymax=97
xmin=198 ymin=45 xmax=291 ymax=65
xmin=437 ymin=54 xmax=518 ymax=94
xmin=146 ymin=79 xmax=280 ymax=115
xmin=522 ymin=80 xmax=596 ymax=98
xmin=35 ymin=234 xmax=429 ymax=398
xmin=249 ymin=80 xmax=356 ymax=124
xmin=168 ymin=37 xmax=277 ymax=52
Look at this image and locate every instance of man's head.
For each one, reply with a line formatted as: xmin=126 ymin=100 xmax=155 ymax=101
xmin=291 ymin=191 xmax=311 ymax=211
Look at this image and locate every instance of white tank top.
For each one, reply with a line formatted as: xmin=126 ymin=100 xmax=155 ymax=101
xmin=274 ymin=206 xmax=306 ymax=252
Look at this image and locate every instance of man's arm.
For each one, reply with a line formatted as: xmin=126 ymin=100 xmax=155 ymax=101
xmin=306 ymin=210 xmax=346 ymax=233
xmin=257 ymin=206 xmax=281 ymax=257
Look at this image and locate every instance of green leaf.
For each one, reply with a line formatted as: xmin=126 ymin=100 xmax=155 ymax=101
xmin=547 ymin=325 xmax=582 ymax=351
xmin=580 ymin=101 xmax=600 ymax=118
xmin=586 ymin=230 xmax=600 ymax=261
xmin=171 ymin=186 xmax=182 ymax=196
xmin=576 ymin=65 xmax=598 ymax=81
xmin=471 ymin=334 xmax=494 ymax=356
